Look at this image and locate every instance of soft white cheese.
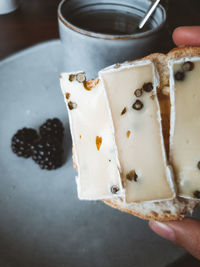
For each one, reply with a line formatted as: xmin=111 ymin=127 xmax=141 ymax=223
xmin=60 ymin=72 xmax=124 ymax=200
xmin=169 ymin=57 xmax=200 ymax=200
xmin=100 ymin=61 xmax=175 ymax=202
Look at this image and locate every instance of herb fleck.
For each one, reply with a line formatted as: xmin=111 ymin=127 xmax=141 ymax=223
xmin=126 ymin=130 xmax=131 ymax=138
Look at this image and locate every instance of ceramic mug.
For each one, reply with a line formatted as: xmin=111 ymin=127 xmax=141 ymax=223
xmin=58 ymin=0 xmax=167 ymax=78
xmin=0 ymin=0 xmax=19 ymax=15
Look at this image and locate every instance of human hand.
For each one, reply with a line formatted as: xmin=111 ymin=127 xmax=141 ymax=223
xmin=173 ymin=26 xmax=200 ymax=46
xmin=149 ymin=26 xmax=200 ymax=260
xmin=149 ymin=218 xmax=200 ymax=259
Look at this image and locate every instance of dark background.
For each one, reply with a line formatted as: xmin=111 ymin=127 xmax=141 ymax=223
xmin=0 ymin=0 xmax=200 ymax=60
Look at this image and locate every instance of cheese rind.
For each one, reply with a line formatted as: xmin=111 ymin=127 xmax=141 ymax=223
xmin=169 ymin=57 xmax=200 ymax=199
xmin=100 ymin=61 xmax=175 ymax=202
xmin=60 ymin=72 xmax=124 ymax=200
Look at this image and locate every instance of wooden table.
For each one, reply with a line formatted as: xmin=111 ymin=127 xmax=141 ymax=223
xmin=0 ymin=0 xmax=60 ymax=60
xmin=0 ymin=0 xmax=200 ymax=60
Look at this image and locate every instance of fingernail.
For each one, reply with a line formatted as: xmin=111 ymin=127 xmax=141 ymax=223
xmin=149 ymin=221 xmax=176 ymax=242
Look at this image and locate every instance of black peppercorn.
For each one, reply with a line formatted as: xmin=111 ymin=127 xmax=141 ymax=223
xmin=111 ymin=185 xmax=119 ymax=194
xmin=143 ymin=82 xmax=153 ymax=92
xmin=132 ymin=100 xmax=143 ymax=110
xmin=175 ymin=71 xmax=185 ymax=81
xmin=182 ymin=61 xmax=194 ymax=72
xmin=126 ymin=170 xmax=138 ymax=182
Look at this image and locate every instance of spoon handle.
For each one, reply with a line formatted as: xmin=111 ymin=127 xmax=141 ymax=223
xmin=138 ymin=0 xmax=161 ymax=29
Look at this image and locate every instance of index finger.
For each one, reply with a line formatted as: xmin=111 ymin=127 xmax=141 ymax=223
xmin=173 ymin=26 xmax=200 ymax=46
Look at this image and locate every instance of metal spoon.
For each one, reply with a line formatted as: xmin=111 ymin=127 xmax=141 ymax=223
xmin=138 ymin=0 xmax=161 ymax=30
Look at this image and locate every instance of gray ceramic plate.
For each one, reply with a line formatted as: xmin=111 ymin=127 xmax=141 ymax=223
xmin=0 ymin=40 xmax=198 ymax=267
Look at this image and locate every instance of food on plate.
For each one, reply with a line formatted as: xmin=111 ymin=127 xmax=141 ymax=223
xmin=39 ymin=118 xmax=64 ymax=142
xmin=60 ymin=47 xmax=200 ymax=221
xmin=31 ymin=136 xmax=63 ymax=170
xmin=11 ymin=128 xmax=39 ymax=158
xmin=11 ymin=118 xmax=65 ymax=170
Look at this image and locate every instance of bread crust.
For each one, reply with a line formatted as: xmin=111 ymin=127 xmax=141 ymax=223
xmin=71 ymin=46 xmax=200 ymax=221
xmin=103 ymin=199 xmax=199 ymax=222
xmin=103 ymin=199 xmax=181 ymax=221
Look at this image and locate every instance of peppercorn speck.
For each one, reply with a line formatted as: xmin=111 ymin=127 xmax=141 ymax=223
xmin=111 ymin=185 xmax=119 ymax=194
xmin=68 ymin=101 xmax=77 ymax=110
xmin=134 ymin=89 xmax=143 ymax=97
xmin=69 ymin=74 xmax=76 ymax=82
xmin=197 ymin=161 xmax=200 ymax=169
xmin=126 ymin=130 xmax=131 ymax=138
xmin=193 ymin=190 xmax=200 ymax=199
xmin=175 ymin=71 xmax=185 ymax=81
xmin=126 ymin=170 xmax=138 ymax=182
xmin=143 ymin=82 xmax=153 ymax=92
xmin=132 ymin=100 xmax=143 ymax=110
xmin=76 ymin=73 xmax=86 ymax=83
xmin=182 ymin=61 xmax=194 ymax=72
xmin=114 ymin=63 xmax=120 ymax=69
xmin=83 ymin=78 xmax=99 ymax=91
xmin=121 ymin=107 xmax=127 ymax=115
xmin=65 ymin=92 xmax=70 ymax=99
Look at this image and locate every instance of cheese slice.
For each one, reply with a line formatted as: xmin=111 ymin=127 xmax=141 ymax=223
xmin=169 ymin=57 xmax=200 ymax=199
xmin=60 ymin=72 xmax=124 ymax=200
xmin=100 ymin=61 xmax=175 ymax=202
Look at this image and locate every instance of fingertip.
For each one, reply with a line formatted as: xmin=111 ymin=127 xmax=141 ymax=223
xmin=172 ymin=26 xmax=200 ymax=46
xmin=149 ymin=221 xmax=175 ymax=242
xmin=172 ymin=27 xmax=183 ymax=46
xmin=150 ymin=218 xmax=200 ymax=260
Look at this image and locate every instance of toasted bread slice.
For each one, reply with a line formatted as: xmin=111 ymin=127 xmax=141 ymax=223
xmin=63 ymin=46 xmax=200 ymax=221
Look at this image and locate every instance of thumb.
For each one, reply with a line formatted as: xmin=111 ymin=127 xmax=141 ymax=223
xmin=173 ymin=26 xmax=200 ymax=46
xmin=149 ymin=218 xmax=200 ymax=260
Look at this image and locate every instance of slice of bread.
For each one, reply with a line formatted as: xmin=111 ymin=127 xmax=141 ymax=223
xmin=64 ymin=46 xmax=200 ymax=221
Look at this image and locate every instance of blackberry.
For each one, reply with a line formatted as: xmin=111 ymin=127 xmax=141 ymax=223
xmin=11 ymin=128 xmax=39 ymax=158
xmin=31 ymin=137 xmax=63 ymax=170
xmin=39 ymin=118 xmax=64 ymax=142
